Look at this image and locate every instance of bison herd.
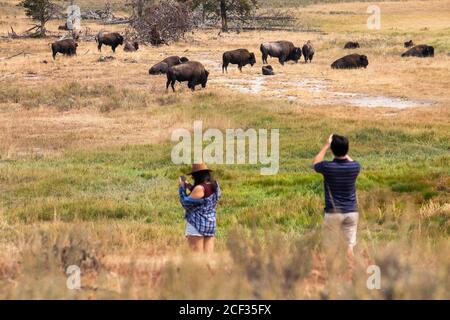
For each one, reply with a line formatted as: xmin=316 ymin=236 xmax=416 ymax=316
xmin=49 ymin=32 xmax=436 ymax=92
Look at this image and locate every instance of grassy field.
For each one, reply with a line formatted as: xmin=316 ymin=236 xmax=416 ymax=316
xmin=0 ymin=0 xmax=449 ymax=299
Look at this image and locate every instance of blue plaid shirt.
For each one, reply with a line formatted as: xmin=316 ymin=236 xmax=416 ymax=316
xmin=179 ymin=183 xmax=221 ymax=237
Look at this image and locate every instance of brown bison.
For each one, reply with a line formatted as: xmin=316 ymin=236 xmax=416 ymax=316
xmin=124 ymin=41 xmax=139 ymax=52
xmin=331 ymin=54 xmax=369 ymax=69
xmin=222 ymin=49 xmax=256 ymax=73
xmin=344 ymin=41 xmax=360 ymax=49
xmin=51 ymin=39 xmax=78 ymax=60
xmin=404 ymin=40 xmax=414 ymax=48
xmin=401 ymin=45 xmax=434 ymax=57
xmin=260 ymin=41 xmax=302 ymax=65
xmin=149 ymin=56 xmax=189 ymax=75
xmin=166 ymin=61 xmax=209 ymax=92
xmin=262 ymin=65 xmax=274 ymax=76
xmin=149 ymin=62 xmax=169 ymax=75
xmin=96 ymin=32 xmax=124 ymax=53
xmin=302 ymin=41 xmax=315 ymax=63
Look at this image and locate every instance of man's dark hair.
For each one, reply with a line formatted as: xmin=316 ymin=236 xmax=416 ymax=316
xmin=331 ymin=135 xmax=349 ymax=157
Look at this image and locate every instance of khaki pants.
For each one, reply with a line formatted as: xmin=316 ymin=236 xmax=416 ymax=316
xmin=323 ymin=212 xmax=358 ymax=248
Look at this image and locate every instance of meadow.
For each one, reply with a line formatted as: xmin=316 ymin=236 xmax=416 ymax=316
xmin=0 ymin=0 xmax=449 ymax=299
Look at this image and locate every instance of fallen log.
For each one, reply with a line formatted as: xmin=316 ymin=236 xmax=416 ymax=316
xmin=1 ymin=51 xmax=31 ymax=60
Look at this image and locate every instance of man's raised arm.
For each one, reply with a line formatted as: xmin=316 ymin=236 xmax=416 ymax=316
xmin=313 ymin=134 xmax=333 ymax=165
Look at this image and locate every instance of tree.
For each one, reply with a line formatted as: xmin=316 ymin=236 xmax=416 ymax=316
xmin=130 ymin=0 xmax=194 ymax=45
xmin=18 ymin=0 xmax=57 ymax=37
xmin=190 ymin=0 xmax=257 ymax=32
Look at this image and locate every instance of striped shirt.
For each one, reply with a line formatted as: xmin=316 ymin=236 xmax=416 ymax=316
xmin=314 ymin=159 xmax=361 ymax=214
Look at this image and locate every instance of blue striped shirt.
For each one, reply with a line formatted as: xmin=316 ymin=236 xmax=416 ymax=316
xmin=314 ymin=159 xmax=361 ymax=213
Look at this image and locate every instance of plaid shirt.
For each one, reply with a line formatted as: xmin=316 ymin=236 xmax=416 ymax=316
xmin=179 ymin=183 xmax=221 ymax=237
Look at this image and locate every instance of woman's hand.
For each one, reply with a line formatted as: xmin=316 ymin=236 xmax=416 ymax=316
xmin=179 ymin=177 xmax=186 ymax=188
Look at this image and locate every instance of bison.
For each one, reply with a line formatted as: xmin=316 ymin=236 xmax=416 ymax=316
xmin=51 ymin=39 xmax=78 ymax=60
xmin=149 ymin=62 xmax=169 ymax=75
xmin=331 ymin=54 xmax=369 ymax=69
xmin=163 ymin=56 xmax=189 ymax=67
xmin=96 ymin=32 xmax=124 ymax=53
xmin=262 ymin=65 xmax=274 ymax=76
xmin=344 ymin=41 xmax=360 ymax=49
xmin=401 ymin=45 xmax=434 ymax=58
xmin=260 ymin=41 xmax=302 ymax=65
xmin=404 ymin=40 xmax=414 ymax=48
xmin=302 ymin=41 xmax=315 ymax=63
xmin=166 ymin=61 xmax=209 ymax=92
xmin=222 ymin=49 xmax=256 ymax=73
xmin=149 ymin=56 xmax=189 ymax=75
xmin=124 ymin=41 xmax=139 ymax=52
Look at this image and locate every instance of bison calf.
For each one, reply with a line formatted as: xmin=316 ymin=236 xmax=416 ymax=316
xmin=222 ymin=49 xmax=256 ymax=73
xmin=96 ymin=32 xmax=124 ymax=53
xmin=166 ymin=61 xmax=209 ymax=92
xmin=51 ymin=39 xmax=78 ymax=60
xmin=302 ymin=41 xmax=315 ymax=63
xmin=331 ymin=54 xmax=368 ymax=69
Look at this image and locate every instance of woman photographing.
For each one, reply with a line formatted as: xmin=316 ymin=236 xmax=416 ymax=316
xmin=178 ymin=163 xmax=221 ymax=253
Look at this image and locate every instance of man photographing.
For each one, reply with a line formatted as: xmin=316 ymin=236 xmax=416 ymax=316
xmin=313 ymin=134 xmax=361 ymax=277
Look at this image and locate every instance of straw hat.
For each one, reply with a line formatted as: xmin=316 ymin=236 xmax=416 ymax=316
xmin=188 ymin=163 xmax=213 ymax=175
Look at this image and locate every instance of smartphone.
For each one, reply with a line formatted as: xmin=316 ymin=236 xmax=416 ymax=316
xmin=180 ymin=175 xmax=186 ymax=183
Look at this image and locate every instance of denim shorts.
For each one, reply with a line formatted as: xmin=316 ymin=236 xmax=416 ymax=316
xmin=185 ymin=222 xmax=203 ymax=237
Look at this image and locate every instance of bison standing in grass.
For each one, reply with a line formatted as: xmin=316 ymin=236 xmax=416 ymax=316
xmin=51 ymin=39 xmax=78 ymax=60
xmin=166 ymin=61 xmax=209 ymax=92
xmin=96 ymin=32 xmax=124 ymax=53
xmin=401 ymin=45 xmax=434 ymax=57
xmin=331 ymin=54 xmax=369 ymax=69
xmin=222 ymin=49 xmax=256 ymax=73
xmin=149 ymin=56 xmax=189 ymax=75
xmin=260 ymin=41 xmax=302 ymax=65
xmin=302 ymin=41 xmax=315 ymax=63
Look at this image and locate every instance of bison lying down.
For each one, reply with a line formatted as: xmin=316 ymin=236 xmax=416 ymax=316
xmin=96 ymin=32 xmax=124 ymax=53
xmin=166 ymin=61 xmax=209 ymax=92
xmin=262 ymin=65 xmax=274 ymax=75
xmin=51 ymin=39 xmax=78 ymax=60
xmin=222 ymin=49 xmax=256 ymax=73
xmin=149 ymin=56 xmax=189 ymax=75
xmin=401 ymin=45 xmax=434 ymax=57
xmin=124 ymin=41 xmax=139 ymax=52
xmin=260 ymin=41 xmax=302 ymax=65
xmin=331 ymin=54 xmax=369 ymax=69
xmin=344 ymin=41 xmax=360 ymax=49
